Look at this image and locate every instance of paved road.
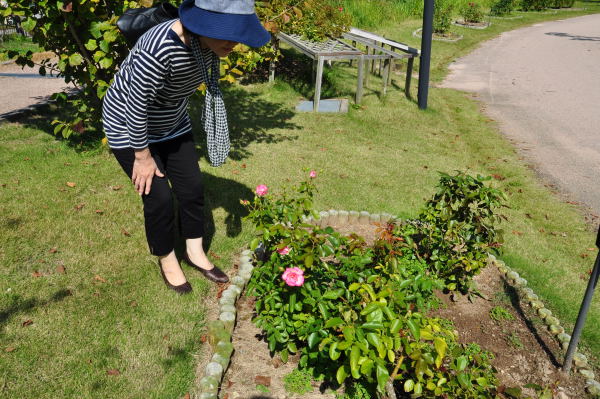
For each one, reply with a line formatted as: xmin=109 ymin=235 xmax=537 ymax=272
xmin=0 ymin=61 xmax=70 ymax=116
xmin=442 ymin=14 xmax=600 ymax=215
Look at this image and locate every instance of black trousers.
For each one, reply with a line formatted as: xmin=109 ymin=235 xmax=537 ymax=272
xmin=112 ymin=134 xmax=204 ymax=256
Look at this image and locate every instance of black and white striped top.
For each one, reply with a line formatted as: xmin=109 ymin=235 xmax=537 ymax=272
xmin=102 ymin=19 xmax=212 ymax=149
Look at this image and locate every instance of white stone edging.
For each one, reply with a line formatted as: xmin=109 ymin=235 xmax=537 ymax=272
xmin=488 ymin=254 xmax=600 ymax=396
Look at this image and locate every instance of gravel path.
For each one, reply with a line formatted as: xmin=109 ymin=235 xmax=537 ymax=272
xmin=442 ymin=14 xmax=600 ymax=216
xmin=0 ymin=61 xmax=70 ymax=117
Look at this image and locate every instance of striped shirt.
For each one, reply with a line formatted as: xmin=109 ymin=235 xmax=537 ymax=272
xmin=102 ymin=19 xmax=212 ymax=149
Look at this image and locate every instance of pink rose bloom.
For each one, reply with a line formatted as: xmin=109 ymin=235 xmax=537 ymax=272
xmin=282 ymin=267 xmax=304 ymax=287
xmin=255 ymin=184 xmax=268 ymax=196
xmin=338 ymin=7 xmax=343 ymax=11
xmin=309 ymin=170 xmax=317 ymax=178
xmin=277 ymin=246 xmax=291 ymax=255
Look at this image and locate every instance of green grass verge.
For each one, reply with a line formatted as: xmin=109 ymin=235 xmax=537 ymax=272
xmin=1 ymin=4 xmax=599 ymax=397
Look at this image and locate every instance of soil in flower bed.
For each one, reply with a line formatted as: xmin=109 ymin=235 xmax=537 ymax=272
xmin=454 ymin=20 xmax=491 ymax=28
xmin=220 ymin=221 xmax=592 ymax=398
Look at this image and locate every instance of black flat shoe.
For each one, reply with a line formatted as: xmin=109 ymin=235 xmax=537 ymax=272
xmin=158 ymin=262 xmax=192 ymax=294
xmin=182 ymin=251 xmax=229 ymax=284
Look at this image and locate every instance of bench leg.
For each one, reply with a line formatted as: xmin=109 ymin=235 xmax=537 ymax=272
xmin=314 ymin=57 xmax=324 ymax=112
xmin=382 ymin=58 xmax=390 ymax=96
xmin=405 ymin=57 xmax=414 ymax=99
xmin=356 ymin=55 xmax=365 ymax=105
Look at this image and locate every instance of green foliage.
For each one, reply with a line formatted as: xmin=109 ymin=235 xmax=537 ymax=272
xmin=283 ymin=369 xmax=313 ymax=394
xmin=336 ymin=381 xmax=374 ymax=399
xmin=243 ymin=172 xmax=502 ymax=395
xmin=460 ymin=2 xmax=485 ymax=23
xmin=519 ymin=0 xmax=549 ymax=11
xmin=505 ymin=332 xmax=523 ymax=349
xmin=400 ymin=171 xmax=506 ymax=294
xmin=433 ymin=0 xmax=455 ymax=34
xmin=490 ymin=0 xmax=516 ymax=15
xmin=489 ymin=306 xmax=514 ymax=322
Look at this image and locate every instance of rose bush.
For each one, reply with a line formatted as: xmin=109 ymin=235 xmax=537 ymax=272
xmin=242 ymin=170 xmax=505 ymax=395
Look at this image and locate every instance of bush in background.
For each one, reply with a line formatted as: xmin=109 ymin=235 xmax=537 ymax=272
xmin=433 ymin=0 xmax=455 ymax=33
xmin=490 ymin=0 xmax=516 ymax=16
xmin=460 ymin=2 xmax=485 ymax=22
xmin=520 ymin=0 xmax=550 ymax=11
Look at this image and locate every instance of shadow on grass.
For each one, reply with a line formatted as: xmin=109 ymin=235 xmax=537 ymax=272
xmin=0 ymin=289 xmax=72 ymax=331
xmin=501 ymin=278 xmax=560 ymax=367
xmin=189 ymin=84 xmax=300 ymax=162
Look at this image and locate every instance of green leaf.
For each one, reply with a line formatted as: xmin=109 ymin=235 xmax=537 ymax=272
xmin=336 ymin=365 xmax=348 ymax=385
xmin=84 ymin=39 xmax=97 ymax=51
xmin=250 ymin=238 xmax=259 ymax=250
xmin=103 ymin=29 xmax=118 ymax=43
xmin=375 ymin=363 xmax=389 ymax=391
xmin=475 ymin=377 xmax=488 ymax=386
xmin=89 ymin=22 xmax=102 ymax=38
xmin=455 ymin=355 xmax=467 ymax=371
xmin=350 ymin=345 xmax=361 ymax=379
xmin=21 ymin=18 xmax=37 ymax=31
xmin=69 ymin=53 xmax=84 ymax=66
xmin=307 ymin=332 xmax=320 ymax=349
xmin=287 ymin=341 xmax=297 ymax=353
xmin=280 ymin=348 xmax=288 ymax=363
xmin=329 ymin=342 xmax=340 ymax=360
xmin=404 ymin=379 xmax=415 ymax=392
xmin=323 ymin=289 xmax=344 ymax=300
xmin=407 ymin=319 xmax=420 ymax=341
xmin=360 ymin=322 xmax=383 ymax=330
xmin=457 ymin=373 xmax=471 ymax=388
xmin=304 ymin=254 xmax=313 ymax=268
xmin=389 ymin=319 xmax=402 ymax=334
xmin=414 ymin=381 xmax=423 ymax=395
xmin=366 ymin=332 xmax=381 ymax=349
xmin=324 ymin=317 xmax=344 ymax=329
xmin=433 ymin=337 xmax=447 ymax=367
xmin=99 ymin=39 xmax=110 ymax=53
xmin=360 ymin=358 xmax=374 ymax=375
xmin=348 ymin=283 xmax=360 ymax=291
xmin=99 ymin=57 xmax=113 ymax=69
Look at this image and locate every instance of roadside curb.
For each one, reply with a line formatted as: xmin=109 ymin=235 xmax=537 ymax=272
xmin=489 ymin=254 xmax=600 ymax=396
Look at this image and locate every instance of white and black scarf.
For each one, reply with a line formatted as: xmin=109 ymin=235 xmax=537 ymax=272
xmin=191 ymin=36 xmax=230 ymax=167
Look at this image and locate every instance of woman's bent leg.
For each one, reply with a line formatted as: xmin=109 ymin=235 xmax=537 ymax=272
xmin=111 ymin=147 xmax=176 ymax=256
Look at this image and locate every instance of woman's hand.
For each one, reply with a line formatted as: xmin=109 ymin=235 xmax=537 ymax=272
xmin=132 ymin=148 xmax=164 ymax=195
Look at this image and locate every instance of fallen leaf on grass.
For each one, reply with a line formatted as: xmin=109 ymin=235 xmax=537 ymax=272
xmin=121 ymin=228 xmax=131 ymax=237
xmin=106 ymin=369 xmax=120 ymax=376
xmin=539 ymin=228 xmax=545 ymax=233
xmin=95 ymin=210 xmax=104 ymax=215
xmin=5 ymin=347 xmax=15 ymax=352
xmin=491 ymin=174 xmax=506 ymax=181
xmin=254 ymin=375 xmax=271 ymax=386
xmin=580 ymin=253 xmax=589 ymax=258
xmin=512 ymin=231 xmax=523 ymax=236
xmin=200 ymin=334 xmax=207 ymax=343
xmin=130 ymin=301 xmax=137 ymax=307
xmin=208 ymin=250 xmax=221 ymax=260
xmin=588 ymin=248 xmax=596 ymax=251
xmin=566 ymin=200 xmax=579 ymax=205
xmin=524 ymin=213 xmax=532 ymax=219
xmin=163 ymin=335 xmax=169 ymax=340
xmin=110 ymin=185 xmax=123 ymax=191
xmin=66 ymin=182 xmax=76 ymax=188
xmin=22 ymin=320 xmax=33 ymax=327
xmin=55 ymin=265 xmax=66 ymax=274
xmin=93 ymin=275 xmax=107 ymax=283
xmin=74 ymin=203 xmax=85 ymax=210
xmin=216 ymin=284 xmax=227 ymax=299
xmin=241 ymin=163 xmax=246 ymax=169
xmin=183 ymin=393 xmax=190 ymax=399
xmin=31 ymin=271 xmax=44 ymax=278
xmin=49 ymin=247 xmax=58 ymax=254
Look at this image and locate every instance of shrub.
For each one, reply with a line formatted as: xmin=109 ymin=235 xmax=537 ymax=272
xmin=490 ymin=0 xmax=516 ymax=16
xmin=399 ymin=171 xmax=506 ymax=294
xmin=433 ymin=0 xmax=455 ymax=34
xmin=520 ymin=0 xmax=549 ymax=11
xmin=460 ymin=2 xmax=485 ymax=23
xmin=243 ymin=171 xmax=503 ymax=395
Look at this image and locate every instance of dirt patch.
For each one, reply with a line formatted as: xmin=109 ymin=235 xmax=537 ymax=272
xmin=432 ymin=266 xmax=590 ymax=398
xmin=218 ymin=224 xmax=592 ymax=398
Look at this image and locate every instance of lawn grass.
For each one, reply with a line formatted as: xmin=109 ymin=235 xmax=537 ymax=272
xmin=0 ymin=34 xmax=41 ymax=61
xmin=1 ymin=4 xmax=599 ymax=397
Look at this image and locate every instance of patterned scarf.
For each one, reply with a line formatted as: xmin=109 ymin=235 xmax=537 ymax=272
xmin=190 ymin=36 xmax=230 ymax=167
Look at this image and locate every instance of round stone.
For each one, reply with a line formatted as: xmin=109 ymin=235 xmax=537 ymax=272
xmin=348 ymin=210 xmax=359 ymax=222
xmin=538 ymin=308 xmax=552 ymax=319
xmin=369 ymin=213 xmax=381 ymax=222
xmin=507 ymin=271 xmax=520 ymax=281
xmin=205 ymin=362 xmax=223 ymax=380
xmin=359 ymin=211 xmax=370 ymax=223
xmin=241 ymin=249 xmax=252 ymax=257
xmin=573 ymin=352 xmax=588 ymax=367
xmin=515 ymin=277 xmax=528 ymax=287
xmin=526 ymin=292 xmax=539 ymax=302
xmin=212 ymin=352 xmax=229 ymax=369
xmin=216 ymin=341 xmax=234 ymax=358
xmin=549 ymin=324 xmax=564 ymax=335
xmin=231 ymin=275 xmax=245 ymax=287
xmin=530 ymin=300 xmax=544 ymax=310
xmin=200 ymin=376 xmax=219 ymax=391
xmin=238 ymin=255 xmax=252 ymax=264
xmin=220 ymin=311 xmax=236 ymax=332
xmin=338 ymin=210 xmax=349 ymax=223
xmin=580 ymin=369 xmax=595 ymax=380
xmin=586 ymin=380 xmax=600 ymax=395
xmin=218 ymin=296 xmax=235 ymax=306
xmin=557 ymin=333 xmax=571 ymax=344
xmin=200 ymin=393 xmax=218 ymax=399
xmin=545 ymin=316 xmax=559 ymax=326
xmin=221 ymin=304 xmax=236 ymax=314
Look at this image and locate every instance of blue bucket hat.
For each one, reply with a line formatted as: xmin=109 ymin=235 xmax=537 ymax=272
xmin=179 ymin=0 xmax=271 ymax=48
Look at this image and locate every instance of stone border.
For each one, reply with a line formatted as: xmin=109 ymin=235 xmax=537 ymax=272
xmin=488 ymin=254 xmax=600 ymax=396
xmin=412 ymin=28 xmax=464 ymax=42
xmin=453 ymin=20 xmax=492 ymax=29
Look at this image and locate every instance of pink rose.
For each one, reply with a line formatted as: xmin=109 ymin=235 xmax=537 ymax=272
xmin=255 ymin=184 xmax=268 ymax=196
xmin=309 ymin=170 xmax=317 ymax=178
xmin=277 ymin=246 xmax=291 ymax=255
xmin=282 ymin=267 xmax=304 ymax=287
xmin=338 ymin=7 xmax=343 ymax=11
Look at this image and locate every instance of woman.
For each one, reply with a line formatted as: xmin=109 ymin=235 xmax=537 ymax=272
xmin=102 ymin=0 xmax=270 ymax=293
